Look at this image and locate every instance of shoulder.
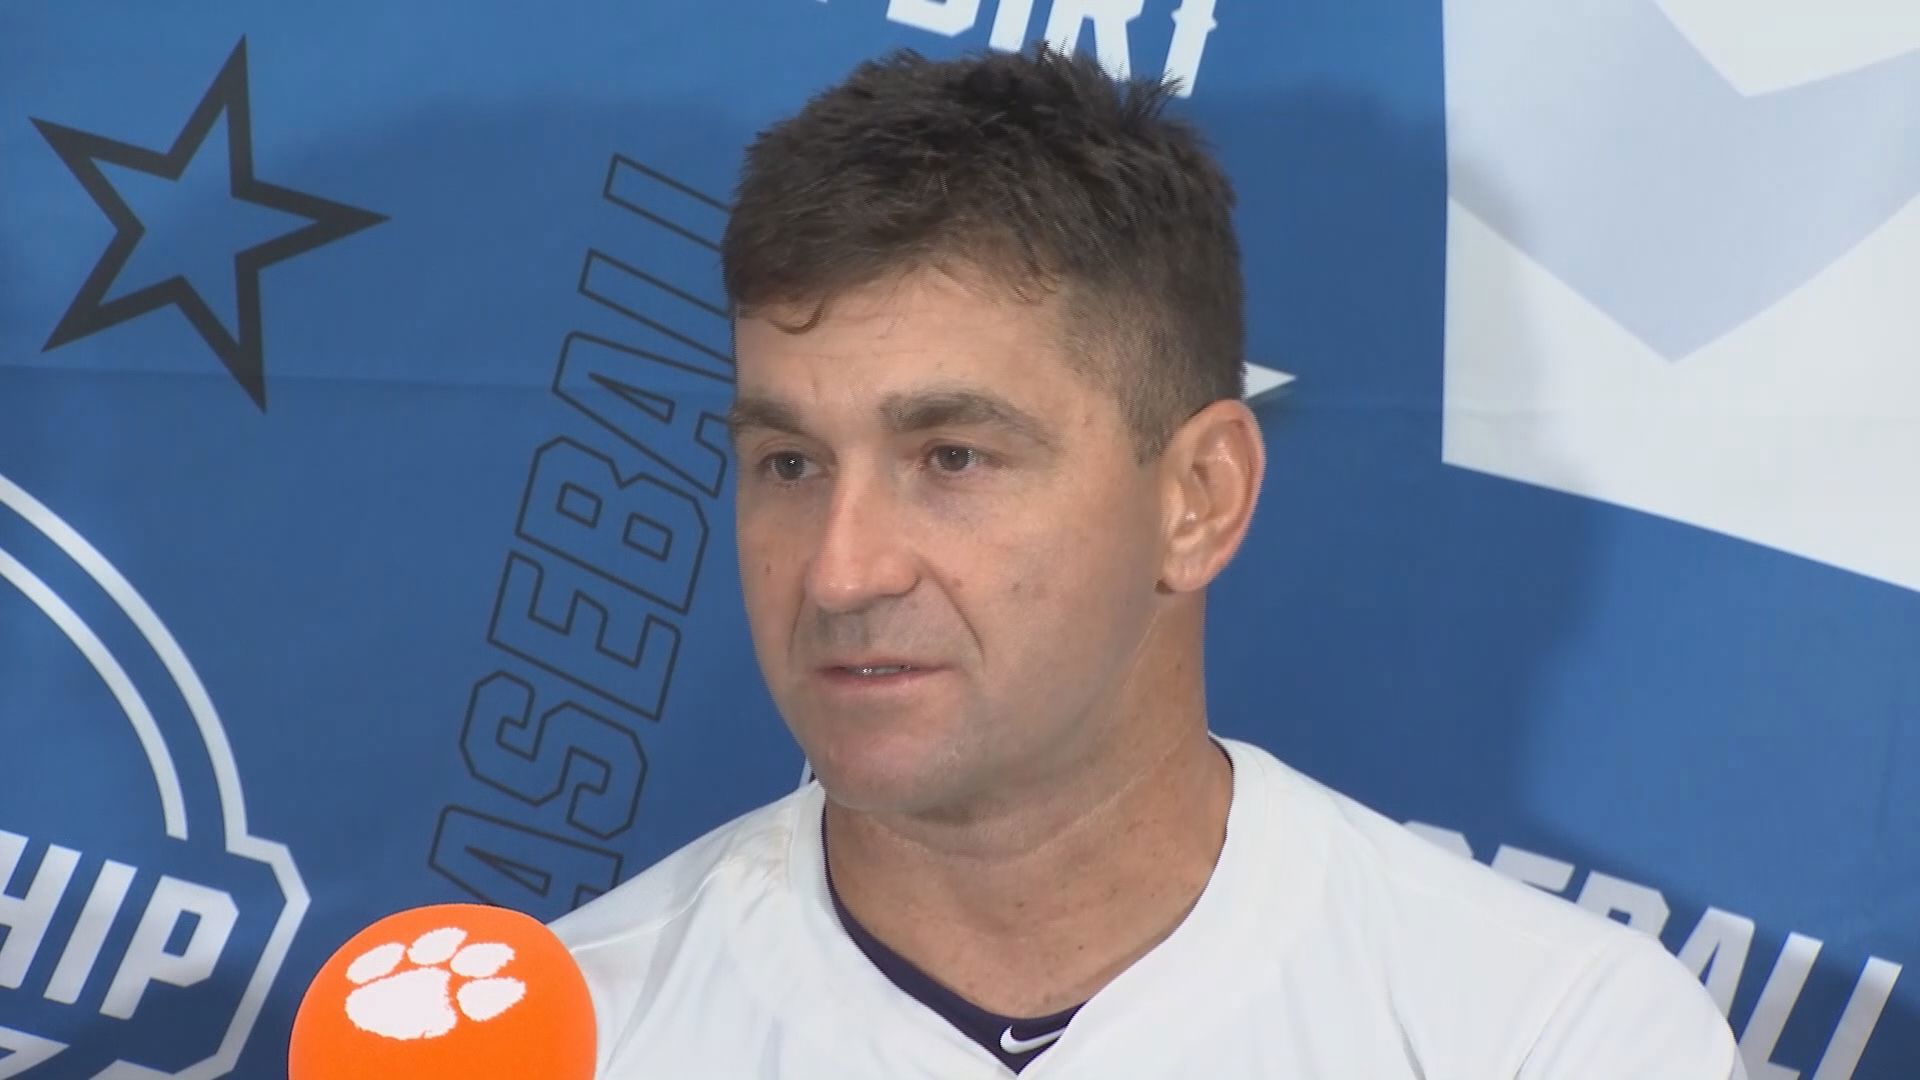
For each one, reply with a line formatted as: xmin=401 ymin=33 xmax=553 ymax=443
xmin=1227 ymin=741 xmax=1738 ymax=1076
xmin=1230 ymin=740 xmax=1618 ymax=966
xmin=546 ymin=788 xmax=806 ymax=1031
xmin=1515 ymin=927 xmax=1746 ymax=1078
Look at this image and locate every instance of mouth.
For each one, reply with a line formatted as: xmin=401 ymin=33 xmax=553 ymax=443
xmin=833 ymin=663 xmax=918 ymax=676
xmin=817 ymin=657 xmax=929 ymax=672
xmin=814 ymin=660 xmax=941 ymax=688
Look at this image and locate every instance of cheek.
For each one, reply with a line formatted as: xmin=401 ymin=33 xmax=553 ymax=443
xmin=1021 ymin=497 xmax=1159 ymax=622
xmin=988 ymin=529 xmax=1117 ymax=629
xmin=737 ymin=499 xmax=796 ymax=569
xmin=736 ymin=518 xmax=801 ymax=627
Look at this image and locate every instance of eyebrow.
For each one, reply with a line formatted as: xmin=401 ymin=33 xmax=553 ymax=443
xmin=726 ymin=387 xmax=1059 ymax=451
xmin=725 ymin=396 xmax=809 ymax=442
xmin=879 ymin=389 xmax=1058 ymax=450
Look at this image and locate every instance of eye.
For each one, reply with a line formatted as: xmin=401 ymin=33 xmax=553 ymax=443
xmin=761 ymin=451 xmax=812 ymax=482
xmin=928 ymin=445 xmax=983 ymax=473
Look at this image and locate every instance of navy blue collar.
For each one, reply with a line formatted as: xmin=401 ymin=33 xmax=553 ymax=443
xmin=823 ymin=826 xmax=1083 ymax=1073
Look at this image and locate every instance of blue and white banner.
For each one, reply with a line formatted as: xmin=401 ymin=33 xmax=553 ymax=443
xmin=2 ymin=2 xmax=1913 ymax=1075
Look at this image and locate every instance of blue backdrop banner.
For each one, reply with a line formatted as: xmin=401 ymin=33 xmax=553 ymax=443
xmin=2 ymin=1 xmax=1914 ymax=1076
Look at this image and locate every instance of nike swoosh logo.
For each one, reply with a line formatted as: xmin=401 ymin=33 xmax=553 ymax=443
xmin=1000 ymin=1025 xmax=1066 ymax=1054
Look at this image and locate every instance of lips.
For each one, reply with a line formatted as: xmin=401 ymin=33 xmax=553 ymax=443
xmin=811 ymin=658 xmax=946 ymax=693
xmin=818 ymin=658 xmax=930 ymax=676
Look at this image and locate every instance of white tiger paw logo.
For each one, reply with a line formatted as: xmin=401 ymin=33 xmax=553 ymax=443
xmin=341 ymin=926 xmax=526 ymax=1040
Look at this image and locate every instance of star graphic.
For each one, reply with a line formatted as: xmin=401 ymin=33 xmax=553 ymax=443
xmin=32 ymin=38 xmax=385 ymax=408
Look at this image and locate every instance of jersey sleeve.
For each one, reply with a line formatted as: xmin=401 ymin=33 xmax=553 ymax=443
xmin=1515 ymin=930 xmax=1747 ymax=1080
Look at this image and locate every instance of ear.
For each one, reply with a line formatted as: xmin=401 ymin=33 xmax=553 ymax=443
xmin=1157 ymin=399 xmax=1265 ymax=593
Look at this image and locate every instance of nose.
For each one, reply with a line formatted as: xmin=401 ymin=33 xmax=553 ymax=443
xmin=804 ymin=468 xmax=919 ymax=615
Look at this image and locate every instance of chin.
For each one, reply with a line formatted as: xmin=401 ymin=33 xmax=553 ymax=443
xmin=793 ymin=723 xmax=971 ymax=818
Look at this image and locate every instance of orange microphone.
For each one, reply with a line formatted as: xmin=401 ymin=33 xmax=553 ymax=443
xmin=289 ymin=902 xmax=596 ymax=1080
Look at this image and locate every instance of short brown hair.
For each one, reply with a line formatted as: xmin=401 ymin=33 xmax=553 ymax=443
xmin=722 ymin=44 xmax=1245 ymax=459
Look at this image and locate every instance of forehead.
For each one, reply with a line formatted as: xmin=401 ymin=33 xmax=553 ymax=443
xmin=732 ymin=268 xmax=1084 ymax=402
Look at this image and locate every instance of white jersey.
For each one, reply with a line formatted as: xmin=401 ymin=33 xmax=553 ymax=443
xmin=551 ymin=738 xmax=1745 ymax=1079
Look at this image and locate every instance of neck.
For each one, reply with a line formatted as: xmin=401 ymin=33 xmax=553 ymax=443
xmin=821 ymin=708 xmax=1233 ymax=1018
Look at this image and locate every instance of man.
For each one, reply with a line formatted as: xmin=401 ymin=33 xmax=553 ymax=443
xmin=551 ymin=44 xmax=1745 ymax=1078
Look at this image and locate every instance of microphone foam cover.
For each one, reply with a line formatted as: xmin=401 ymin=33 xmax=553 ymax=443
xmin=289 ymin=902 xmax=595 ymax=1080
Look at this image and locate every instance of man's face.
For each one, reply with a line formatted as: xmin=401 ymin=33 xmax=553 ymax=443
xmin=730 ymin=268 xmax=1174 ymax=819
